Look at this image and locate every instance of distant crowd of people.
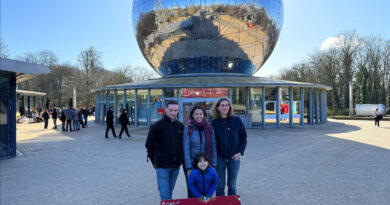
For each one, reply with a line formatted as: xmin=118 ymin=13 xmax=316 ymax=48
xmin=59 ymin=107 xmax=92 ymax=131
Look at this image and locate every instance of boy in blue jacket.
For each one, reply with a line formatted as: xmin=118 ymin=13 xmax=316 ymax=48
xmin=188 ymin=153 xmax=219 ymax=199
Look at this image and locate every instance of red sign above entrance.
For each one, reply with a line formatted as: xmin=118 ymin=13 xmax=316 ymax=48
xmin=182 ymin=88 xmax=228 ymax=98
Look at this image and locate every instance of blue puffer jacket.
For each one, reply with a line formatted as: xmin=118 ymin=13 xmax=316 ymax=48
xmin=211 ymin=116 xmax=247 ymax=159
xmin=183 ymin=124 xmax=217 ymax=170
xmin=188 ymin=167 xmax=219 ymax=198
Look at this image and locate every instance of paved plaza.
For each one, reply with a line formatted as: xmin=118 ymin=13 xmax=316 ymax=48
xmin=1 ymin=119 xmax=390 ymax=205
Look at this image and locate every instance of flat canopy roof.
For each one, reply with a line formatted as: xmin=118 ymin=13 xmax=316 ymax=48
xmin=16 ymin=89 xmax=47 ymax=96
xmin=95 ymin=75 xmax=332 ymax=91
xmin=0 ymin=58 xmax=50 ymax=83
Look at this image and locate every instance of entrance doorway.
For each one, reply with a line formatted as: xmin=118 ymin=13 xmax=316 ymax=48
xmin=0 ymin=97 xmax=10 ymax=157
xmin=181 ymin=98 xmax=219 ymax=125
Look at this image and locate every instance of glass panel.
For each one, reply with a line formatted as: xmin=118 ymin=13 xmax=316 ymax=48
xmin=164 ymin=88 xmax=177 ymax=98
xmin=249 ymin=88 xmax=262 ymax=127
xmin=231 ymin=88 xmax=246 ymax=115
xmin=182 ymin=102 xmax=194 ymax=125
xmin=0 ymin=100 xmax=9 ymax=157
xmin=304 ymin=89 xmax=310 ymax=124
xmin=150 ymin=89 xmax=163 ymax=124
xmin=0 ymin=77 xmax=10 ymax=97
xmin=293 ymin=88 xmax=301 ymax=125
xmin=279 ymin=88 xmax=290 ymax=126
xmin=137 ymin=89 xmax=148 ymax=126
xmin=116 ymin=90 xmax=124 ymax=117
xmin=314 ymin=90 xmax=318 ymax=124
xmin=265 ymin=88 xmax=277 ymax=127
xmin=126 ymin=90 xmax=136 ymax=125
xmin=109 ymin=91 xmax=115 ymax=111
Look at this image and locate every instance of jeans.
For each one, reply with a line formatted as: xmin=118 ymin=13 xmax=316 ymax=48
xmin=182 ymin=166 xmax=194 ymax=198
xmin=84 ymin=116 xmax=88 ymax=126
xmin=216 ymin=156 xmax=240 ymax=196
xmin=73 ymin=121 xmax=80 ymax=130
xmin=156 ymin=167 xmax=180 ymax=200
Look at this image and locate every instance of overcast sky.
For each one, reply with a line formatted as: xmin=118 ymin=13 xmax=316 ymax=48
xmin=1 ymin=0 xmax=390 ymax=77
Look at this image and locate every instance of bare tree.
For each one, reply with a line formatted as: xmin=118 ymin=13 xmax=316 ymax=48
xmin=77 ymin=46 xmax=102 ymax=105
xmin=0 ymin=38 xmax=9 ymax=58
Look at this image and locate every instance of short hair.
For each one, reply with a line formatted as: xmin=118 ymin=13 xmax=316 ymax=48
xmin=189 ymin=105 xmax=207 ymax=120
xmin=193 ymin=153 xmax=210 ymax=169
xmin=165 ymin=100 xmax=178 ymax=108
xmin=210 ymin=98 xmax=234 ymax=120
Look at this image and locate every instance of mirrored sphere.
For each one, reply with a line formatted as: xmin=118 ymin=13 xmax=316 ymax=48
xmin=132 ymin=0 xmax=283 ymax=77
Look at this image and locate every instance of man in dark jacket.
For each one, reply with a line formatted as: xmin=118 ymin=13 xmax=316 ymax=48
xmin=65 ymin=106 xmax=74 ymax=132
xmin=118 ymin=109 xmax=131 ymax=139
xmin=42 ymin=109 xmax=50 ymax=129
xmin=60 ymin=108 xmax=66 ymax=131
xmin=105 ymin=107 xmax=117 ymax=138
xmin=145 ymin=100 xmax=184 ymax=200
xmin=51 ymin=107 xmax=58 ymax=129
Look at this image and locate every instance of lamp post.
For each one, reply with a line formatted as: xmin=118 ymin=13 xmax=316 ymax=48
xmin=349 ymin=81 xmax=354 ymax=117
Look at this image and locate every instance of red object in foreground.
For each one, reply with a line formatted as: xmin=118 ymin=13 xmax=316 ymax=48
xmin=161 ymin=195 xmax=241 ymax=205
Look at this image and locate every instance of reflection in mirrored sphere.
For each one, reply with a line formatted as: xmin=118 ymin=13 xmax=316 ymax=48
xmin=132 ymin=0 xmax=283 ymax=77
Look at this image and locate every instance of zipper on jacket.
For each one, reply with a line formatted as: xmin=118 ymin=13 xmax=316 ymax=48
xmin=224 ymin=119 xmax=228 ymax=149
xmin=202 ymin=172 xmax=206 ymax=196
xmin=171 ymin=122 xmax=176 ymax=161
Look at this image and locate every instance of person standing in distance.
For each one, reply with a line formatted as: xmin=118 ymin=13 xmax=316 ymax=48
xmin=51 ymin=107 xmax=58 ymax=129
xmin=210 ymin=98 xmax=247 ymax=196
xmin=145 ymin=100 xmax=184 ymax=200
xmin=105 ymin=107 xmax=117 ymax=138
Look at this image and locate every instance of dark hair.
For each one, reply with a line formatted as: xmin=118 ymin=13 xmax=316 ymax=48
xmin=210 ymin=98 xmax=234 ymax=120
xmin=189 ymin=105 xmax=207 ymax=120
xmin=193 ymin=153 xmax=210 ymax=170
xmin=165 ymin=100 xmax=178 ymax=108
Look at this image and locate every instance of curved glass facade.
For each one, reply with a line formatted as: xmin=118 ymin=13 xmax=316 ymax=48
xmin=159 ymin=57 xmax=255 ymax=76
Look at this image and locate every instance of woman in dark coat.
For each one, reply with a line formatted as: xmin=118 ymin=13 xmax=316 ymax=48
xmin=210 ymin=98 xmax=247 ymax=196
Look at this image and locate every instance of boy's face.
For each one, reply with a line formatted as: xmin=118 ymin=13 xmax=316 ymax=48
xmin=197 ymin=157 xmax=209 ymax=171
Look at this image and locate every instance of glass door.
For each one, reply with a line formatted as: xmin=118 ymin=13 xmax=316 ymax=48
xmin=181 ymin=98 xmax=219 ymax=125
xmin=0 ymin=98 xmax=10 ymax=157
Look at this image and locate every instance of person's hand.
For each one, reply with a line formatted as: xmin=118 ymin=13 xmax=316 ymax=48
xmin=232 ymin=153 xmax=241 ymax=161
xmin=187 ymin=169 xmax=192 ymax=177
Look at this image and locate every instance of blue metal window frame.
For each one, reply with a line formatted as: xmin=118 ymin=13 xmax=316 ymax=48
xmin=0 ymin=97 xmax=11 ymax=158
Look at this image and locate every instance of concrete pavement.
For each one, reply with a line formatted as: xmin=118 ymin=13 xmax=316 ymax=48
xmin=1 ymin=119 xmax=390 ymax=205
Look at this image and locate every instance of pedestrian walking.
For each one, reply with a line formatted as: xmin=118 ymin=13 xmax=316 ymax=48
xmin=42 ymin=109 xmax=50 ymax=129
xmin=105 ymin=107 xmax=117 ymax=138
xmin=60 ymin=108 xmax=66 ymax=131
xmin=118 ymin=109 xmax=131 ymax=139
xmin=183 ymin=105 xmax=217 ymax=198
xmin=374 ymin=108 xmax=383 ymax=127
xmin=65 ymin=107 xmax=74 ymax=132
xmin=73 ymin=108 xmax=80 ymax=131
xmin=145 ymin=100 xmax=184 ymax=200
xmin=210 ymin=98 xmax=247 ymax=196
xmin=81 ymin=107 xmax=89 ymax=127
xmin=51 ymin=107 xmax=58 ymax=129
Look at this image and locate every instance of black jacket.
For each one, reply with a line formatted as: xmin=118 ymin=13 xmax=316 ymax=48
xmin=52 ymin=109 xmax=58 ymax=119
xmin=119 ymin=112 xmax=130 ymax=125
xmin=60 ymin=110 xmax=66 ymax=122
xmin=106 ymin=110 xmax=114 ymax=125
xmin=145 ymin=115 xmax=184 ymax=168
xmin=42 ymin=112 xmax=50 ymax=120
xmin=211 ymin=116 xmax=247 ymax=159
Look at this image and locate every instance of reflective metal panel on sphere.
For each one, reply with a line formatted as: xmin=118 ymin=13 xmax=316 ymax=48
xmin=132 ymin=0 xmax=283 ymax=77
